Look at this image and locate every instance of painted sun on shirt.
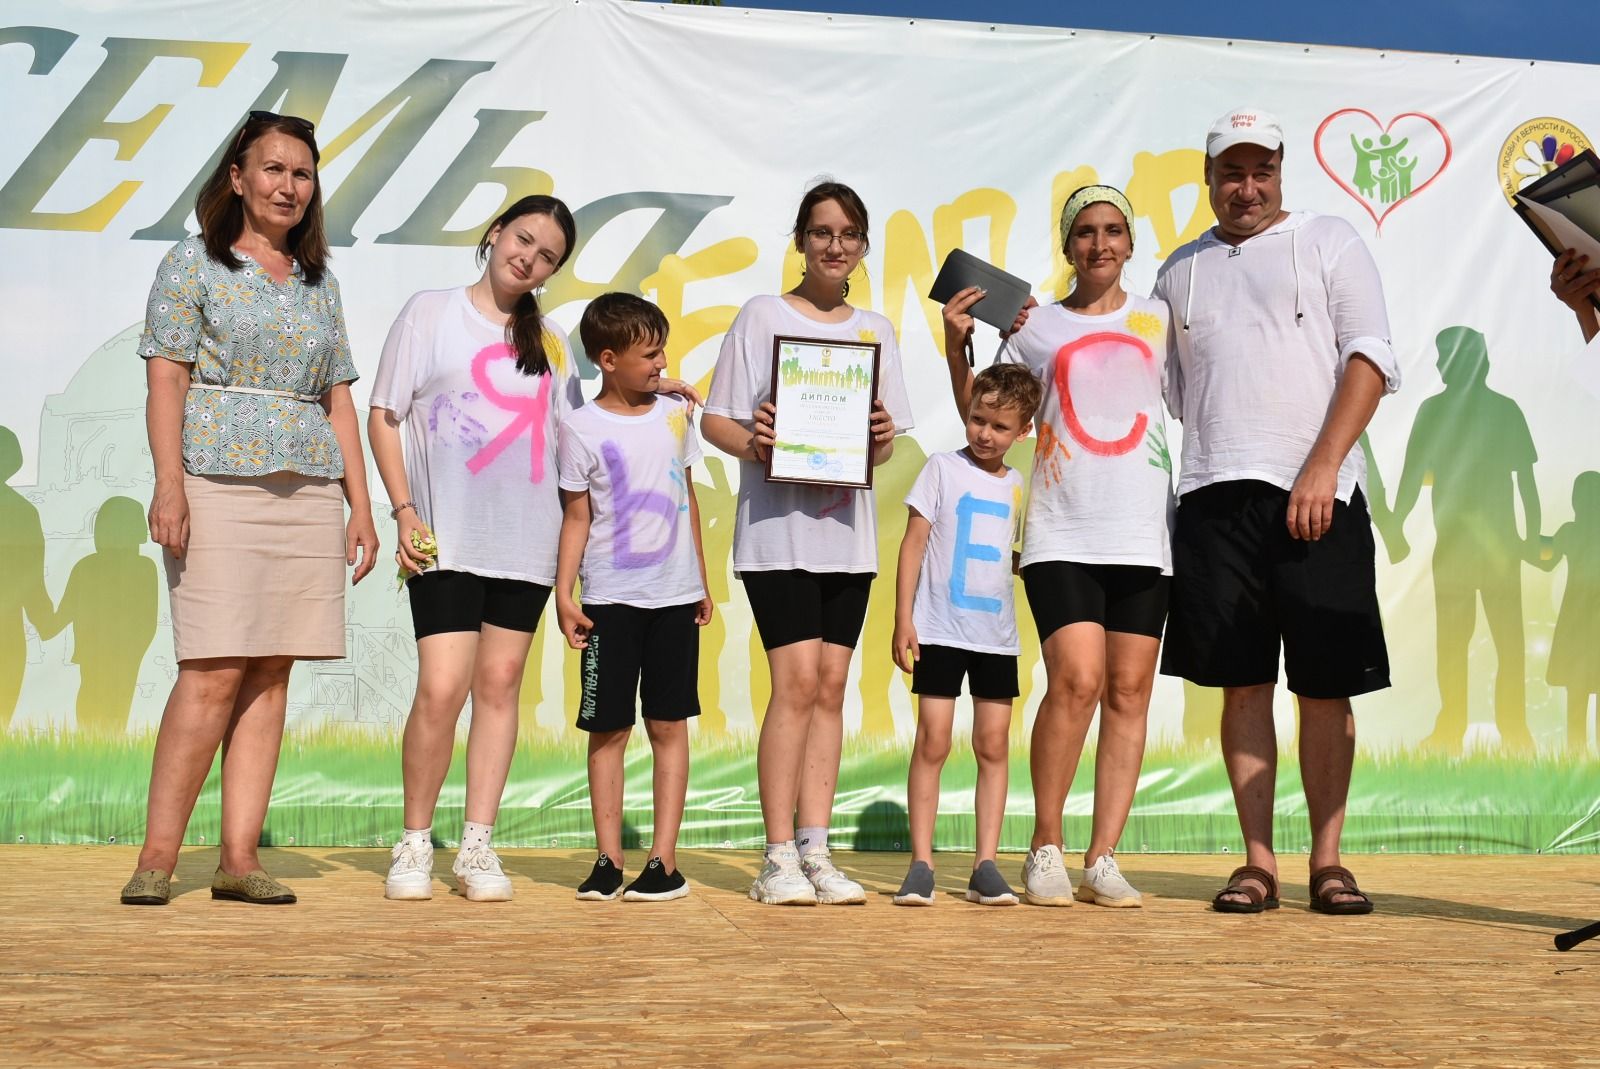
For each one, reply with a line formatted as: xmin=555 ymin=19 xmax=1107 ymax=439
xmin=1125 ymin=311 xmax=1163 ymax=342
xmin=857 ymin=328 xmax=878 ymax=343
xmin=666 ymin=404 xmax=688 ymax=443
xmin=543 ymin=327 xmax=567 ymax=372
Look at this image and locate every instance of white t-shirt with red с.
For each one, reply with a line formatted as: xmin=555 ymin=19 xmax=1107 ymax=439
xmin=1001 ymin=294 xmax=1175 ymax=574
xmin=1153 ymin=211 xmax=1401 ymax=503
xmin=703 ymin=294 xmax=915 ymax=576
xmin=905 ymin=450 xmax=1024 ymax=656
xmin=368 ymin=286 xmax=583 ymax=585
xmin=557 ymin=395 xmax=706 ymax=609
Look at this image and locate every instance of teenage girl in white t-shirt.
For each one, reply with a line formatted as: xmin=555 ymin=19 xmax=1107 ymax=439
xmin=367 ymin=196 xmax=580 ymax=902
xmin=702 ymin=181 xmax=914 ymax=905
xmin=942 ymin=185 xmax=1174 ymax=909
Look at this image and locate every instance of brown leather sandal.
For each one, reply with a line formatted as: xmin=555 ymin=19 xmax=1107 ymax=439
xmin=1309 ymin=865 xmax=1374 ymax=915
xmin=1211 ymin=864 xmax=1280 ymax=913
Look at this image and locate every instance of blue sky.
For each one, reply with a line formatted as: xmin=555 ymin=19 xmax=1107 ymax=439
xmin=731 ymin=0 xmax=1600 ymax=65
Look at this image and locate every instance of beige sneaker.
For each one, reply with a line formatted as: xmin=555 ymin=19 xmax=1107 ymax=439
xmin=1076 ymin=851 xmax=1143 ymax=907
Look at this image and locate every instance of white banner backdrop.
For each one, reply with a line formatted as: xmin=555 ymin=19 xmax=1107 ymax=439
xmin=2 ymin=0 xmax=1597 ymax=753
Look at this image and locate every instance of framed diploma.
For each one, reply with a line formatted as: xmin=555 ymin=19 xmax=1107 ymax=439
xmin=765 ymin=334 xmax=882 ymax=489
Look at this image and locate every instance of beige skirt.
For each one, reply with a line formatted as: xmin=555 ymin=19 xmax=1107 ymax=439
xmin=164 ymin=471 xmax=346 ymax=661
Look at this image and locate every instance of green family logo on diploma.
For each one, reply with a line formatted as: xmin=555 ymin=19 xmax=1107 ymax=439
xmin=766 ymin=336 xmax=881 ymax=489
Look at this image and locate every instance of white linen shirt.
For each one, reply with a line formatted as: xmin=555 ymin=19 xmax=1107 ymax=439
xmin=1153 ymin=212 xmax=1400 ymax=503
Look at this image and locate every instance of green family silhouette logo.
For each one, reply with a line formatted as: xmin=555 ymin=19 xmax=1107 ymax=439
xmin=1315 ymin=109 xmax=1453 ymax=232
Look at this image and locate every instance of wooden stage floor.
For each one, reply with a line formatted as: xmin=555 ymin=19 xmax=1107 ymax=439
xmin=2 ymin=848 xmax=1595 ymax=1068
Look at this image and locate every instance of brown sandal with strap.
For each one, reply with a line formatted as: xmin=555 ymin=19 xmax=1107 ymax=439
xmin=1211 ymin=864 xmax=1280 ymax=913
xmin=1309 ymin=865 xmax=1374 ymax=915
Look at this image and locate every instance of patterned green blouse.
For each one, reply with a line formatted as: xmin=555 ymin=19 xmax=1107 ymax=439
xmin=138 ymin=236 xmax=358 ymax=479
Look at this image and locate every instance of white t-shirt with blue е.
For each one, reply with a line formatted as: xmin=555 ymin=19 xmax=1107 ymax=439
xmin=557 ymin=395 xmax=706 ymax=609
xmin=905 ymin=449 xmax=1024 ymax=656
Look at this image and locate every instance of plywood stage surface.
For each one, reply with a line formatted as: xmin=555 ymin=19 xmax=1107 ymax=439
xmin=1 ymin=848 xmax=1595 ymax=1068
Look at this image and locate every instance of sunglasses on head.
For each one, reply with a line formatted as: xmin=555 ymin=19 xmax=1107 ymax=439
xmin=249 ymin=110 xmax=314 ymax=133
xmin=235 ymin=111 xmax=316 ymax=153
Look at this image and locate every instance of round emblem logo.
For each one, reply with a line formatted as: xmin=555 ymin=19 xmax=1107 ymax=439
xmin=1497 ymin=117 xmax=1592 ymax=204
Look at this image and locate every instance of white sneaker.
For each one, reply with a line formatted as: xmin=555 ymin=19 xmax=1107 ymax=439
xmin=799 ymin=846 xmax=866 ymax=905
xmin=1022 ymin=844 xmax=1075 ymax=907
xmin=452 ymin=844 xmax=513 ymax=902
xmin=749 ymin=844 xmax=817 ymax=905
xmin=384 ymin=838 xmax=434 ymax=901
xmin=1076 ymin=851 xmax=1143 ymax=908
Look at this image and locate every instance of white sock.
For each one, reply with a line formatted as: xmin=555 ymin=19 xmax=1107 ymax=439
xmin=401 ymin=827 xmax=431 ymax=847
xmin=461 ymin=821 xmax=493 ymax=851
xmin=796 ymin=826 xmax=828 ymax=857
xmin=765 ymin=840 xmax=796 ymax=861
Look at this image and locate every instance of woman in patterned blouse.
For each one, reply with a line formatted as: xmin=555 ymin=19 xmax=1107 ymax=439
xmin=121 ymin=112 xmax=379 ymax=907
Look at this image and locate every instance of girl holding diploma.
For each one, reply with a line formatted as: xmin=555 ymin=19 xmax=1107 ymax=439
xmin=702 ymin=181 xmax=913 ymax=905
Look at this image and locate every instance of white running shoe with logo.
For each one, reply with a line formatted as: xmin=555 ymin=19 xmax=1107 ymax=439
xmin=750 ymin=844 xmax=817 ymax=905
xmin=799 ymin=847 xmax=867 ymax=905
xmin=384 ymin=838 xmax=434 ymax=901
xmin=1022 ymin=844 xmax=1075 ymax=907
xmin=452 ymin=844 xmax=513 ymax=902
xmin=1076 ymin=851 xmax=1143 ymax=907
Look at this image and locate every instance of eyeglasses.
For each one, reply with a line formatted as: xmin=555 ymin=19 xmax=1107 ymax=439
xmin=803 ymin=227 xmax=866 ymax=253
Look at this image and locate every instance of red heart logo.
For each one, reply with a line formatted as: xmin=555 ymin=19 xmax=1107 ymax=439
xmin=1314 ymin=109 xmax=1453 ymax=233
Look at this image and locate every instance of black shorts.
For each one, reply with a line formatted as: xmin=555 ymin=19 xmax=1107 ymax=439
xmin=1020 ymin=560 xmax=1169 ymax=640
xmin=1160 ymin=480 xmax=1391 ymax=700
xmin=577 ymin=602 xmax=701 ymax=733
xmin=911 ymin=643 xmax=1019 ymax=700
xmin=407 ymin=569 xmax=551 ymax=639
xmin=741 ymin=570 xmax=873 ymax=650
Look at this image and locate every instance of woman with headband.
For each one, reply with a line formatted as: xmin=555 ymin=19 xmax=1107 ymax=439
xmin=941 ymin=185 xmax=1173 ymax=908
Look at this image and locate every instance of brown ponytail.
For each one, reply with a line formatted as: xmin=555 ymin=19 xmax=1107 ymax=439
xmin=475 ymin=195 xmax=578 ymax=376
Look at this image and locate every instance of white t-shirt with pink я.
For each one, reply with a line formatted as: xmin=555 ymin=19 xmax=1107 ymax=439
xmin=368 ymin=286 xmax=583 ymax=585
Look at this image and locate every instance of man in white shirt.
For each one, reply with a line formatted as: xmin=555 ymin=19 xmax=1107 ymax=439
xmin=1154 ymin=108 xmax=1402 ymax=917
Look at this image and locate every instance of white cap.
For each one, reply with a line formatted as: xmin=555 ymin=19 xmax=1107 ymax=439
xmin=1206 ymin=108 xmax=1284 ymax=157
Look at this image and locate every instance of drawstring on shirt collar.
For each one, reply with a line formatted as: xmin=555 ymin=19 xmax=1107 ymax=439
xmin=1182 ymin=222 xmax=1304 ymax=332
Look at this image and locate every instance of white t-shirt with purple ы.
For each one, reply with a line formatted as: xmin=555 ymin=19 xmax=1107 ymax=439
xmin=557 ymin=395 xmax=706 ymax=609
xmin=905 ymin=450 xmax=1024 ymax=656
xmin=368 ymin=286 xmax=583 ymax=585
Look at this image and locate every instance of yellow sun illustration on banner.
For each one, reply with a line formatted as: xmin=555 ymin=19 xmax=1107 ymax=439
xmin=1125 ymin=311 xmax=1163 ymax=341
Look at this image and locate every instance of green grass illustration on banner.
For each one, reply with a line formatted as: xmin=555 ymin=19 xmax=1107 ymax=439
xmin=3 ymin=730 xmax=1595 ymax=854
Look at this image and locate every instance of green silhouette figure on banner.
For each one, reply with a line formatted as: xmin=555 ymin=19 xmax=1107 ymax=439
xmin=35 ymin=497 xmax=157 ymax=736
xmin=859 ymin=434 xmax=927 ymax=739
xmin=1388 ymin=327 xmax=1539 ymax=753
xmin=695 ymin=457 xmax=737 ymax=738
xmin=0 ymin=426 xmax=53 ymax=730
xmin=1350 ymin=135 xmax=1381 ymax=199
xmin=1533 ymin=471 xmax=1600 ymax=751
